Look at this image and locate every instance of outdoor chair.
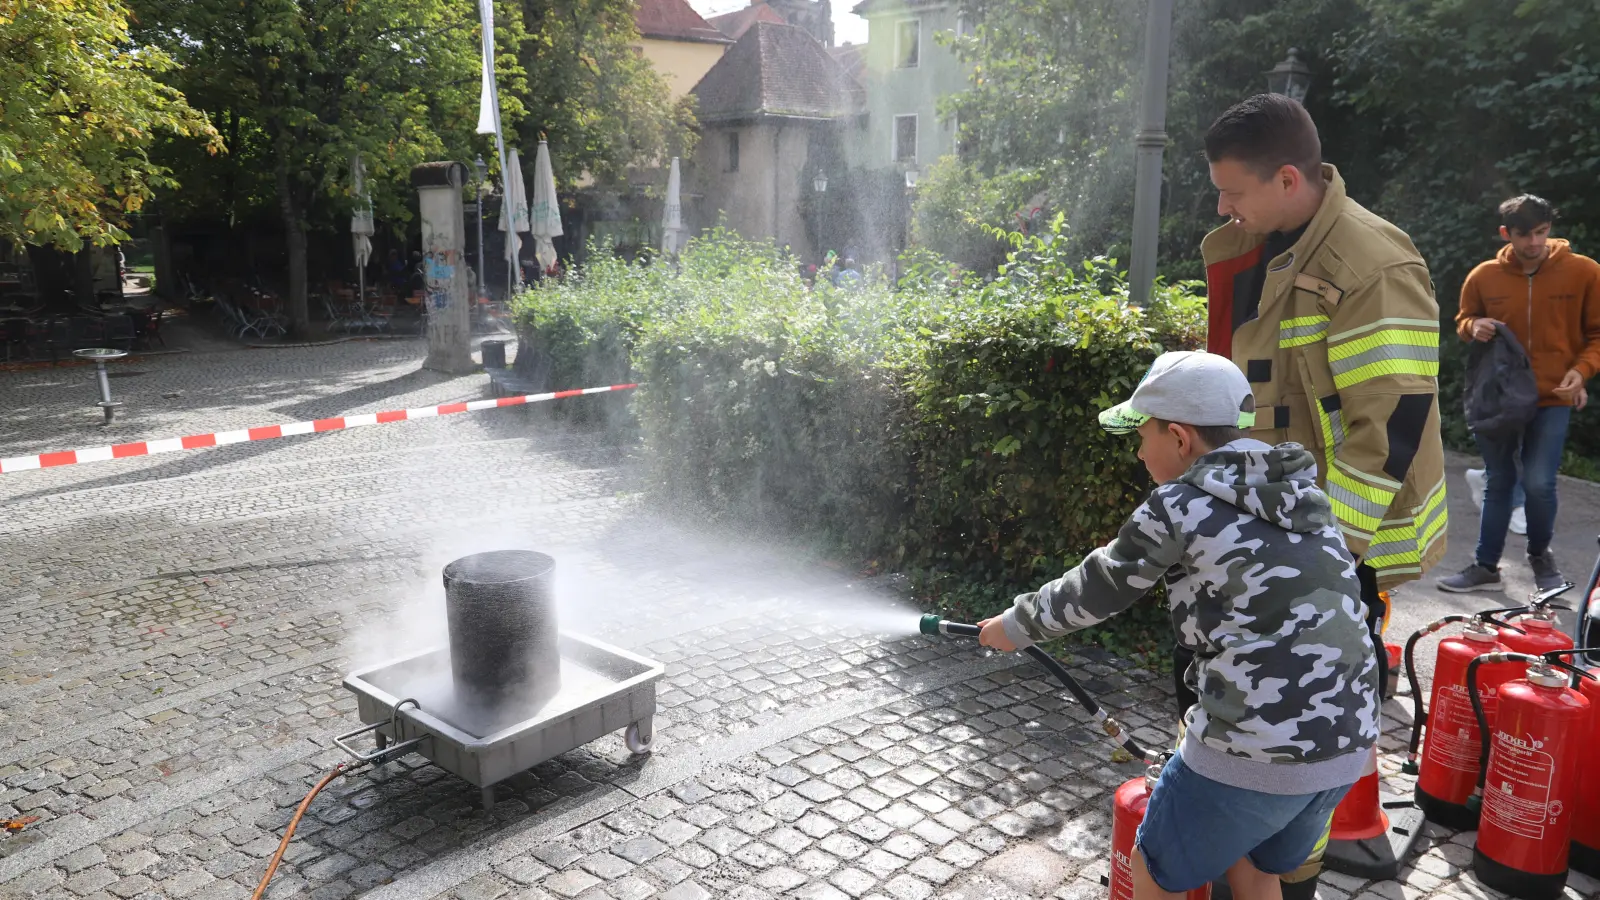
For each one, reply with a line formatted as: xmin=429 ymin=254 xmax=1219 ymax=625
xmin=68 ymin=316 xmax=104 ymax=347
xmin=104 ymin=314 xmax=136 ymax=351
xmin=144 ymin=308 xmax=167 ymax=348
xmin=322 ymin=294 xmax=354 ymax=332
xmin=2 ymin=318 xmax=29 ymax=361
xmin=43 ymin=319 xmax=70 ymax=363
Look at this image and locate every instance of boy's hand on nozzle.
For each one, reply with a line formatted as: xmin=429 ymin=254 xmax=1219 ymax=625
xmin=978 ymin=618 xmax=1017 ymax=652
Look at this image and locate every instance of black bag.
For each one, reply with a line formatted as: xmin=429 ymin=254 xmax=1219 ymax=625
xmin=1463 ymin=322 xmax=1539 ymax=439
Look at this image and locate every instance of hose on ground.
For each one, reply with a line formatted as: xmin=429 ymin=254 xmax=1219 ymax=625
xmin=252 ymin=763 xmax=350 ymax=899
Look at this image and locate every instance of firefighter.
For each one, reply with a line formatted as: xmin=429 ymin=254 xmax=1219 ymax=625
xmin=1190 ymin=92 xmax=1447 ymax=892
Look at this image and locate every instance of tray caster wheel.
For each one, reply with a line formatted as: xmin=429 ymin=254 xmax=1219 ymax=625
xmin=625 ymin=722 xmax=655 ymax=755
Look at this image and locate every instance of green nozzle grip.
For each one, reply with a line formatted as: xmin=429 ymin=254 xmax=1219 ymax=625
xmin=919 ymin=614 xmax=942 ymax=636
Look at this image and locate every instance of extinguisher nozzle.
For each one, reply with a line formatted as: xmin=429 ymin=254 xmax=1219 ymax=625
xmin=1465 ymin=794 xmax=1482 ymax=814
xmin=1400 ymin=760 xmax=1418 ymax=776
xmin=918 ymin=614 xmax=942 ymax=636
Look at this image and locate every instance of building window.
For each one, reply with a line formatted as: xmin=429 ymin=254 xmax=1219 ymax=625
xmin=894 ymin=114 xmax=918 ymax=163
xmin=895 ymin=19 xmax=919 ymax=68
xmin=726 ymin=131 xmax=740 ymax=172
xmin=954 ymin=13 xmax=970 ymax=36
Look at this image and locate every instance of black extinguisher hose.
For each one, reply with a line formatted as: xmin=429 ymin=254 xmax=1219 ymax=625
xmin=1402 ymin=614 xmax=1470 ymax=768
xmin=1466 ymin=649 xmax=1599 ymax=806
xmin=1400 ymin=606 xmax=1530 ymax=774
xmin=919 ymin=616 xmax=1149 ymax=763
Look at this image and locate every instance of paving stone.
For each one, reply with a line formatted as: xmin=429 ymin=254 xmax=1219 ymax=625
xmin=657 ymin=881 xmax=710 ymax=900
xmin=830 ymin=867 xmax=877 ymax=898
xmin=542 ymin=870 xmax=602 ymax=898
xmin=579 ymin=853 xmax=632 ymax=880
xmin=455 ymin=874 xmax=510 ymax=900
xmin=66 ymin=867 xmax=120 ymax=896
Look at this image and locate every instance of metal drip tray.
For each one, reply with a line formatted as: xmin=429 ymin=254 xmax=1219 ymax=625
xmin=339 ymin=632 xmax=663 ymax=809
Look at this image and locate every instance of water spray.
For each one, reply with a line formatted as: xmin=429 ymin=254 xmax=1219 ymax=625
xmin=918 ymin=615 xmax=1151 ymax=764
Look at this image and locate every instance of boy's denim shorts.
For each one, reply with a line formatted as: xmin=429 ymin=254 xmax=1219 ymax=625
xmin=1136 ymin=751 xmax=1351 ymax=892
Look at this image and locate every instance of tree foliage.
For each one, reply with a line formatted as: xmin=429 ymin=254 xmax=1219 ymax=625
xmin=513 ymin=0 xmax=697 ymax=188
xmin=922 ymin=0 xmax=1600 ymax=463
xmin=0 ymin=0 xmax=219 ymax=251
xmin=131 ymin=0 xmax=490 ymax=330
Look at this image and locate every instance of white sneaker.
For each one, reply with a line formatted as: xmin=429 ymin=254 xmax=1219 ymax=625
xmin=1510 ymin=507 xmax=1527 ymax=535
xmin=1465 ymin=469 xmax=1486 ymax=511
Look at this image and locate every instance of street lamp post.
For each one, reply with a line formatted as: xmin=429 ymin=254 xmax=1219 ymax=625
xmin=1266 ymin=48 xmax=1313 ymax=102
xmin=1128 ymin=0 xmax=1174 ymax=307
xmin=472 ymin=155 xmax=488 ymax=303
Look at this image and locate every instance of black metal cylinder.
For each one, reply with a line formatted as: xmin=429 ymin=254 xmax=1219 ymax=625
xmin=480 ymin=339 xmax=506 ymax=369
xmin=443 ymin=550 xmax=561 ymax=710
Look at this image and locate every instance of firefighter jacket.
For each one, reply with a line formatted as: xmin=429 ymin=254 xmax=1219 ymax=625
xmin=1203 ymin=165 xmax=1446 ymax=589
xmin=998 ymin=440 xmax=1380 ymax=794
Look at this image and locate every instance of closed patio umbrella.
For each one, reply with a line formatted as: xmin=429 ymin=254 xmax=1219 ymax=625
xmin=351 ymin=154 xmax=375 ymax=309
xmin=530 ymin=141 xmax=562 ymax=274
xmin=661 ymin=156 xmax=683 ymax=256
xmin=498 ymin=147 xmax=530 ymax=294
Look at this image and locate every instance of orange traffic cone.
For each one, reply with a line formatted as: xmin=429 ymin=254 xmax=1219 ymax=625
xmin=1322 ymin=749 xmax=1425 ymax=880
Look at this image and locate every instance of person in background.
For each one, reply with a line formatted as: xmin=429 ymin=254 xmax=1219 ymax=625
xmin=1438 ymin=195 xmax=1599 ymax=592
xmin=834 ymin=258 xmax=862 ymax=289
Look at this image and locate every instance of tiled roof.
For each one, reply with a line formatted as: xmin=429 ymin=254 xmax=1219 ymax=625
xmin=707 ymin=2 xmax=789 ymax=40
xmin=692 ymin=22 xmax=865 ymax=121
xmin=829 ymin=43 xmax=865 ymax=81
xmin=850 ymin=0 xmax=948 ymax=16
xmin=634 ymin=0 xmax=732 ymax=43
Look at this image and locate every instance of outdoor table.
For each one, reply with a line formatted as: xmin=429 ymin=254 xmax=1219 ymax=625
xmin=73 ymin=348 xmax=128 ymax=424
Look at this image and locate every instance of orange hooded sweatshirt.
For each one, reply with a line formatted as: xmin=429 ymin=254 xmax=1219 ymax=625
xmin=1456 ymin=238 xmax=1600 ymax=405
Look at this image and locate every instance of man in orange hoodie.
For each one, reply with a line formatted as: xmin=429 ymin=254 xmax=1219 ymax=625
xmin=1440 ymin=195 xmax=1600 ymax=593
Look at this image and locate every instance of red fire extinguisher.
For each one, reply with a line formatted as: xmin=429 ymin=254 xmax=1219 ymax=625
xmin=1465 ymin=650 xmax=1597 ymax=900
xmin=1498 ymin=591 xmax=1575 ymax=659
xmin=1402 ymin=615 xmax=1513 ymax=829
xmin=1111 ymin=759 xmax=1211 ymax=900
xmin=1402 ymin=585 xmax=1576 ymax=828
xmin=1569 ymin=665 xmax=1600 ymax=878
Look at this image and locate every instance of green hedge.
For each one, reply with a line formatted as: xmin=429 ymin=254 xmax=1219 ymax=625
xmin=513 ymin=226 xmax=1206 ymax=663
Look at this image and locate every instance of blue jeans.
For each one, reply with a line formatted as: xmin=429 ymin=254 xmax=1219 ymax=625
xmin=1475 ymin=406 xmax=1571 ymax=567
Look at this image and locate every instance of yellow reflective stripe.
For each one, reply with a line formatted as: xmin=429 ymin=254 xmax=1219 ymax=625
xmin=1279 ymin=315 xmax=1330 ymax=349
xmin=1339 ymin=521 xmax=1375 ymax=542
xmin=1334 ymin=457 xmax=1402 ymax=492
xmin=1368 ymin=478 xmax=1447 ymax=569
xmin=1333 ymin=358 xmax=1440 ymax=391
xmin=1327 ymin=317 xmax=1439 ymax=344
xmin=1328 ymin=328 xmax=1439 ymax=360
xmin=1329 ymin=464 xmax=1399 ymax=506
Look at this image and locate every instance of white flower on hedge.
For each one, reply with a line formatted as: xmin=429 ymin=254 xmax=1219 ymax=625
xmin=764 ymin=360 xmax=777 ymax=377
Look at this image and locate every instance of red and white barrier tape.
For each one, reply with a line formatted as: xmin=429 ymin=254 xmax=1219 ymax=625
xmin=0 ymin=383 xmax=638 ymax=474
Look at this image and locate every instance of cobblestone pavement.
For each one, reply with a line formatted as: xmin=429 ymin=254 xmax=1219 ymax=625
xmin=2 ymin=342 xmax=1596 ymax=900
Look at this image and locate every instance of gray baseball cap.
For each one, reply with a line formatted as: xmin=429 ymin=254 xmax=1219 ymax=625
xmin=1099 ymin=351 xmax=1257 ymax=434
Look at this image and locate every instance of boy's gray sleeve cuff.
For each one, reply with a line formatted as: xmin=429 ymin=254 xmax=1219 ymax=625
xmin=999 ymin=607 xmax=1037 ymax=651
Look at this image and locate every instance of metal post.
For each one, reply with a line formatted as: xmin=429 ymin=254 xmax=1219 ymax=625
xmin=1128 ymin=0 xmax=1174 ymax=307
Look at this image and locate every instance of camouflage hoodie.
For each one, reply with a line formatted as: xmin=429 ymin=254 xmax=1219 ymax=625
xmin=999 ymin=439 xmax=1380 ymax=794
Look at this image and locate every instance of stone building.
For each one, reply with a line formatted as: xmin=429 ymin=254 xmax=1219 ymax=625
xmin=689 ymin=22 xmax=864 ymax=263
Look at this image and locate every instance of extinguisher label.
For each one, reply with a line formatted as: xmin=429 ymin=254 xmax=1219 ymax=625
xmin=1482 ymin=731 xmax=1556 ymax=840
xmin=1111 ymin=848 xmax=1134 ymax=900
xmin=1425 ymin=684 xmax=1495 ymax=772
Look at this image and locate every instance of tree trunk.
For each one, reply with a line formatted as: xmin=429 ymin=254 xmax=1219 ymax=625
xmin=273 ymin=148 xmax=311 ymax=335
